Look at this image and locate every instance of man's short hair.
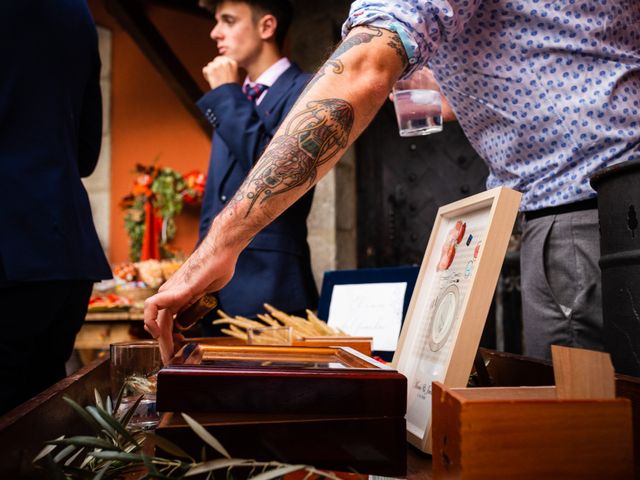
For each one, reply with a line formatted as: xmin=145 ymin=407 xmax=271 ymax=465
xmin=199 ymin=0 xmax=293 ymax=50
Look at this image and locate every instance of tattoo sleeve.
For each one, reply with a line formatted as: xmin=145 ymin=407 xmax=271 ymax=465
xmin=229 ymin=98 xmax=354 ymax=217
xmin=386 ymin=33 xmax=409 ymax=68
xmin=225 ymin=26 xmax=405 ymax=220
xmin=298 ymin=26 xmax=388 ymax=100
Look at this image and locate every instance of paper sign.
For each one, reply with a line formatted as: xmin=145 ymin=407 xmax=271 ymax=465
xmin=327 ymin=282 xmax=407 ymax=351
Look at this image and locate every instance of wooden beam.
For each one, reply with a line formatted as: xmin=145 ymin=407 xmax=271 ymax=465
xmin=106 ymin=0 xmax=212 ymax=136
xmin=150 ymin=0 xmax=212 ymax=19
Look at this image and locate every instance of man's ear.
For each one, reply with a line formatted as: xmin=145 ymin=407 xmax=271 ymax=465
xmin=258 ymin=14 xmax=277 ymax=41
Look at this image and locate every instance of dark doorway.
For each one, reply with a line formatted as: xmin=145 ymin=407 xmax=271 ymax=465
xmin=355 ymin=101 xmax=523 ymax=353
xmin=356 ymin=100 xmax=489 ymax=267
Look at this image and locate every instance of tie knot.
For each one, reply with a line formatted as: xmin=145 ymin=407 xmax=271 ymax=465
xmin=243 ymin=83 xmax=268 ymax=103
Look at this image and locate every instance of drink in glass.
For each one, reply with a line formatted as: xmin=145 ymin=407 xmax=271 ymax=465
xmin=393 ymin=88 xmax=442 ymax=136
xmin=110 ymin=340 xmax=162 ymax=430
xmin=392 ymin=68 xmax=443 ymax=137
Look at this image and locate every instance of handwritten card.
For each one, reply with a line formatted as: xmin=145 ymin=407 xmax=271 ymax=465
xmin=327 ymin=282 xmax=407 ymax=351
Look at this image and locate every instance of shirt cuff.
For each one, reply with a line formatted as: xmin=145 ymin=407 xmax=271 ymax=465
xmin=341 ymin=5 xmax=421 ymax=78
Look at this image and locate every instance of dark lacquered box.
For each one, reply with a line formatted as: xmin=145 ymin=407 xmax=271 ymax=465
xmin=156 ymin=343 xmax=407 ymax=475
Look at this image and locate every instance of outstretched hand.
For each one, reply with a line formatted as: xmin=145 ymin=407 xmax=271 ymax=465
xmin=143 ymin=241 xmax=238 ymax=364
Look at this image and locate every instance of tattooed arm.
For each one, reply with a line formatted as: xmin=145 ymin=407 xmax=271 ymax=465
xmin=144 ymin=26 xmax=407 ymax=362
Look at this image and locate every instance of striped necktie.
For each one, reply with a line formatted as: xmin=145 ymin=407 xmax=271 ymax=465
xmin=243 ymin=83 xmax=268 ymax=103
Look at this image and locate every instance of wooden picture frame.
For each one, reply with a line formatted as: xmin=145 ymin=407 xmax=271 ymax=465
xmin=392 ymin=186 xmax=521 ymax=453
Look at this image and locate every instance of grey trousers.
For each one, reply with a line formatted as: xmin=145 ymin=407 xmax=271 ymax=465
xmin=520 ymin=209 xmax=604 ymax=360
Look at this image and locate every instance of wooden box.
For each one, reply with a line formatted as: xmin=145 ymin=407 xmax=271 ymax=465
xmin=156 ymin=344 xmax=405 ymax=415
xmin=156 ymin=344 xmax=407 ymax=476
xmin=432 ymin=362 xmax=634 ymax=480
xmin=157 ymin=412 xmax=406 ymax=476
xmin=293 ymin=336 xmax=373 ymax=357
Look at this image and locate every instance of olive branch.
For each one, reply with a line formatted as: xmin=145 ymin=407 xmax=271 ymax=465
xmin=33 ymin=387 xmax=346 ymax=480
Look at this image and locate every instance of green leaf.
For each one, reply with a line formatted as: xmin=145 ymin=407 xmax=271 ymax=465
xmin=94 ymin=389 xmax=104 ymax=411
xmin=248 ymin=464 xmax=306 ymax=480
xmin=90 ymin=450 xmax=145 ymax=462
xmin=64 ymin=446 xmax=85 ymax=467
xmin=86 ymin=406 xmax=118 ymax=440
xmin=113 ymin=382 xmax=126 ymax=416
xmin=145 ymin=432 xmax=193 ymax=461
xmin=33 ymin=435 xmax=64 ymax=463
xmin=48 ymin=436 xmax=118 ymax=450
xmin=53 ymin=444 xmax=76 ymax=463
xmin=105 ymin=395 xmax=113 ymax=416
xmin=181 ymin=413 xmax=231 ymax=459
xmin=92 ymin=460 xmax=113 ymax=480
xmin=88 ymin=405 xmax=141 ymax=449
xmin=62 ymin=397 xmax=102 ymax=435
xmin=185 ymin=458 xmax=251 ymax=477
xmin=142 ymin=453 xmax=161 ymax=476
xmin=80 ymin=450 xmax=94 ymax=469
xmin=120 ymin=394 xmax=144 ymax=429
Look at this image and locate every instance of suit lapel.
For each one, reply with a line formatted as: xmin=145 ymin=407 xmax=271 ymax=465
xmin=256 ymin=63 xmax=302 ymax=116
xmin=217 ymin=64 xmax=303 ymax=198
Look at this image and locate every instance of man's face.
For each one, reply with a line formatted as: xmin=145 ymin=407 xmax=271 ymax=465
xmin=210 ymin=1 xmax=263 ymax=69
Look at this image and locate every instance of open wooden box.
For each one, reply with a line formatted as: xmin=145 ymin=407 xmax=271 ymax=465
xmin=432 ymin=347 xmax=634 ymax=479
xmin=156 ymin=344 xmax=407 ymax=475
xmin=157 ymin=344 xmax=405 ymax=414
xmin=293 ymin=336 xmax=373 ymax=357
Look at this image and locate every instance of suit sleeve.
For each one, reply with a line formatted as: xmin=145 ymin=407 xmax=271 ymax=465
xmin=196 ymin=79 xmax=307 ymax=174
xmin=77 ymin=51 xmax=103 ymax=178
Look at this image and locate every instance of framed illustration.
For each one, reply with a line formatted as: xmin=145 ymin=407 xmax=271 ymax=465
xmin=392 ymin=186 xmax=521 ymax=453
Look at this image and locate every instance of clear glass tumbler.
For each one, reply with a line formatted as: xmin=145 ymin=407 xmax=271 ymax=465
xmin=392 ymin=68 xmax=443 ymax=136
xmin=110 ymin=340 xmax=162 ymax=430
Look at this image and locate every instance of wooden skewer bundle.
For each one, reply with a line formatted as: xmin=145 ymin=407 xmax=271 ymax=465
xmin=213 ymin=303 xmax=345 ymax=341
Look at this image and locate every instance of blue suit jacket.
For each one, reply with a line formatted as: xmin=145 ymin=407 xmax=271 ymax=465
xmin=0 ymin=1 xmax=111 ymax=283
xmin=197 ymin=64 xmax=318 ymax=317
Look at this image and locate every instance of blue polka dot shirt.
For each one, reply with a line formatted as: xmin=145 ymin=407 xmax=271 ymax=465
xmin=343 ymin=0 xmax=640 ymax=211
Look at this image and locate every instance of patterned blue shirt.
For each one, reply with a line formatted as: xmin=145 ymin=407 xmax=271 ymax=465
xmin=343 ymin=0 xmax=640 ymax=211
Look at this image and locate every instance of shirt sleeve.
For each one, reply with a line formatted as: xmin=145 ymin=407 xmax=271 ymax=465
xmin=342 ymin=0 xmax=481 ymax=77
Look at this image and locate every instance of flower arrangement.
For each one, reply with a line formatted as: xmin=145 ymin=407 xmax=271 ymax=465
xmin=120 ymin=163 xmax=206 ymax=262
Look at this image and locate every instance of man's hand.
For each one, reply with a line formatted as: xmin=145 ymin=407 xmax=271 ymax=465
xmin=144 ymin=234 xmax=240 ymax=364
xmin=202 ymin=56 xmax=241 ymax=90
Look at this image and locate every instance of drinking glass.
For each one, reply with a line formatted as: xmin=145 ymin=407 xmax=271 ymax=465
xmin=110 ymin=340 xmax=162 ymax=430
xmin=392 ymin=68 xmax=443 ymax=136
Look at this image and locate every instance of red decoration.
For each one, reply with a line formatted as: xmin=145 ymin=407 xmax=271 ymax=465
xmin=140 ymin=201 xmax=162 ymax=260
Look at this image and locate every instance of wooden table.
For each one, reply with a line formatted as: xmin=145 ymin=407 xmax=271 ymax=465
xmin=76 ymin=310 xmax=146 ymax=349
xmin=1 ymin=349 xmax=637 ymax=480
xmin=0 ymin=357 xmax=432 ymax=480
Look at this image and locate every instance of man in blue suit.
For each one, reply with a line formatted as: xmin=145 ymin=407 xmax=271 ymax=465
xmin=197 ymin=0 xmax=317 ymax=324
xmin=0 ymin=1 xmax=111 ymax=414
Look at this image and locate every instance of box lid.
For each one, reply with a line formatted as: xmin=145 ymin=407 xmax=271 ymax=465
xmin=157 ymin=344 xmax=406 ymax=416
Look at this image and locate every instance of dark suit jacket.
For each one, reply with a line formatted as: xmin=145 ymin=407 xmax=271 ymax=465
xmin=0 ymin=1 xmax=111 ymax=283
xmin=197 ymin=63 xmax=318 ymax=317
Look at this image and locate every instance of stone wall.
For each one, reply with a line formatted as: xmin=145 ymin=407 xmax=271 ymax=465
xmin=289 ymin=0 xmax=357 ymax=290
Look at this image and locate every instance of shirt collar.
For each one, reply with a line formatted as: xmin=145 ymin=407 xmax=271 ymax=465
xmin=243 ymin=57 xmax=291 ymax=90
